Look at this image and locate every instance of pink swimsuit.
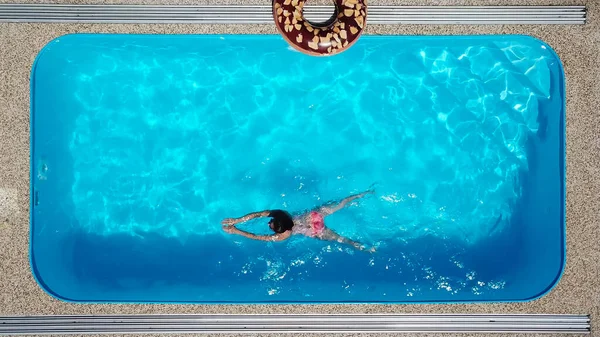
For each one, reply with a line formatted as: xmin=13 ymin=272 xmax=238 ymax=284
xmin=293 ymin=211 xmax=325 ymax=237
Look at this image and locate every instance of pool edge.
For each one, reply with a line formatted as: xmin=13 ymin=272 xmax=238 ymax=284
xmin=509 ymin=34 xmax=568 ymax=304
xmin=28 ymin=33 xmax=85 ymax=304
xmin=26 ymin=33 xmax=569 ymax=306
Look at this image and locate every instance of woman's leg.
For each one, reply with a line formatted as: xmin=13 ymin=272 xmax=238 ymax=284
xmin=317 ymin=190 xmax=373 ymax=216
xmin=318 ymin=228 xmax=375 ymax=252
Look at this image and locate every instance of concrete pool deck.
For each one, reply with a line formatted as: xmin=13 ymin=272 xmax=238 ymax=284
xmin=0 ymin=0 xmax=598 ymax=335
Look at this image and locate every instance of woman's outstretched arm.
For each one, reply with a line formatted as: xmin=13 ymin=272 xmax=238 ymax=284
xmin=221 ymin=210 xmax=271 ymax=226
xmin=222 ymin=225 xmax=291 ymax=242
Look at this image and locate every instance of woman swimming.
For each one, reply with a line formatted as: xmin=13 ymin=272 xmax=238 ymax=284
xmin=221 ymin=189 xmax=376 ymax=252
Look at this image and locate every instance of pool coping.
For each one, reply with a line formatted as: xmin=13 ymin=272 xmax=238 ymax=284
xmin=0 ymin=314 xmax=592 ymax=335
xmin=0 ymin=4 xmax=587 ymax=25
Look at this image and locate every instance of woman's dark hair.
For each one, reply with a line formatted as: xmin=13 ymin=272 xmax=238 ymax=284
xmin=268 ymin=209 xmax=294 ymax=233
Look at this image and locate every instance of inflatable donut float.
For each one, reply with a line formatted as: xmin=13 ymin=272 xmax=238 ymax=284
xmin=273 ymin=0 xmax=367 ymax=56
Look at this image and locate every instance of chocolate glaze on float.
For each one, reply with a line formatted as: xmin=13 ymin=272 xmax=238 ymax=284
xmin=273 ymin=0 xmax=367 ymax=56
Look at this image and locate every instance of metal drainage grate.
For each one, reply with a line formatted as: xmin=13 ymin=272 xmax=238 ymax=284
xmin=0 ymin=4 xmax=587 ymax=24
xmin=0 ymin=314 xmax=591 ymax=335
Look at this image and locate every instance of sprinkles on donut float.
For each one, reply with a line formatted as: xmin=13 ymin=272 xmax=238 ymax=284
xmin=272 ymin=0 xmax=367 ymax=56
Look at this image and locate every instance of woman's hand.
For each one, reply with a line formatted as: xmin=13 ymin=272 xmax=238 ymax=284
xmin=221 ymin=218 xmax=239 ymax=226
xmin=222 ymin=225 xmax=238 ymax=234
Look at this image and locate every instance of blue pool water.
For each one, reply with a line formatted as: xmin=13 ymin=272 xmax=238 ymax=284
xmin=30 ymin=34 xmax=565 ymax=303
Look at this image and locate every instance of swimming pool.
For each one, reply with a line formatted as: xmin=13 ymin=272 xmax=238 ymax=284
xmin=30 ymin=34 xmax=565 ymax=304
